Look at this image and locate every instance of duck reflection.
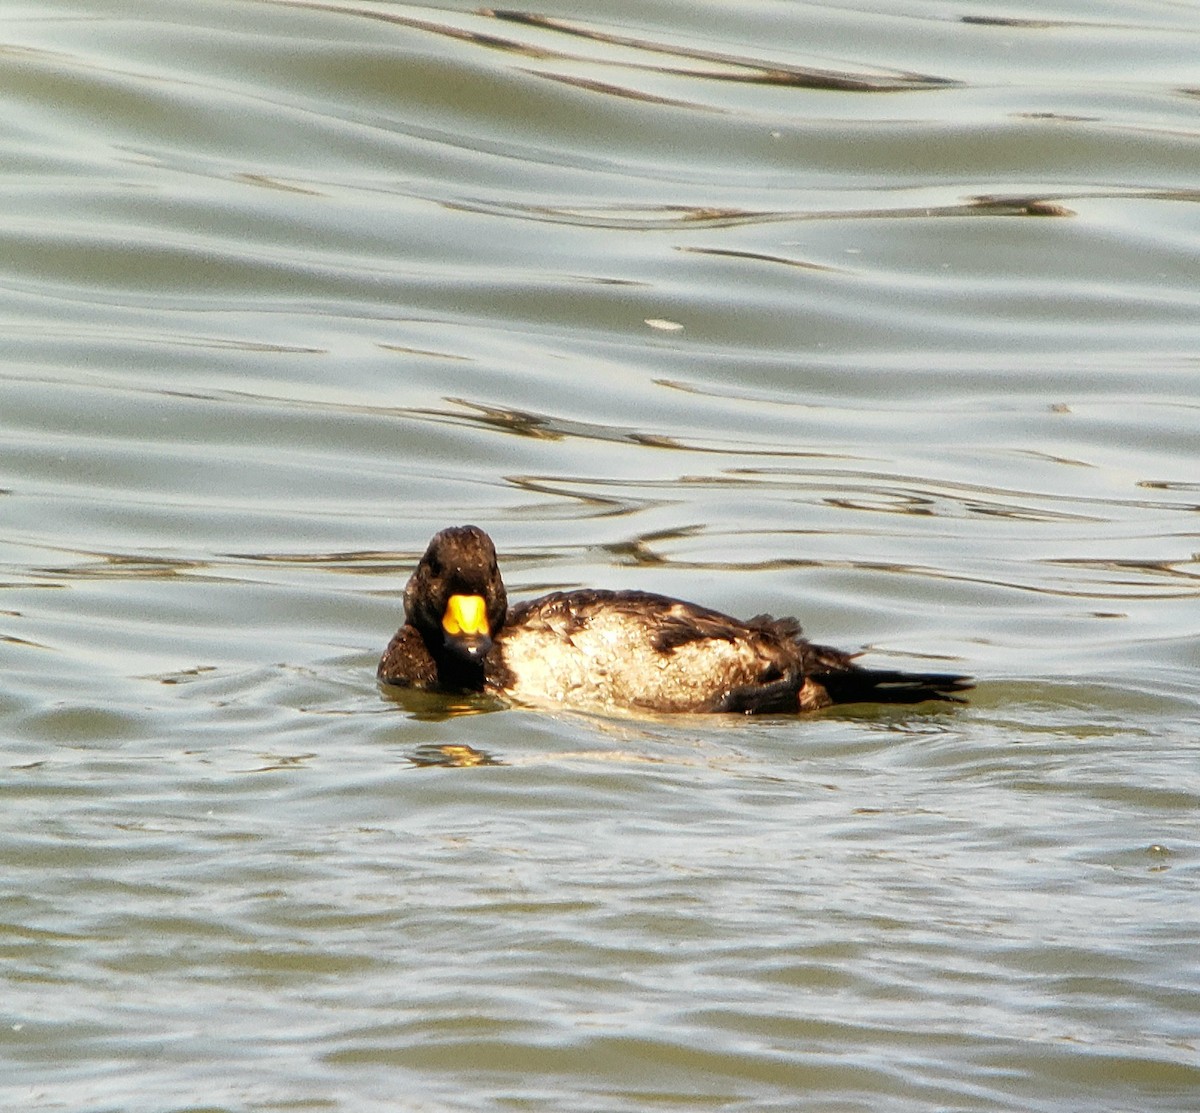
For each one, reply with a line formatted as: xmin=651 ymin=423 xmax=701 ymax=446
xmin=407 ymin=743 xmax=502 ymax=768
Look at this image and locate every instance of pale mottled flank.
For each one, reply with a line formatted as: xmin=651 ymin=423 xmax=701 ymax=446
xmin=502 ymin=600 xmax=784 ymax=711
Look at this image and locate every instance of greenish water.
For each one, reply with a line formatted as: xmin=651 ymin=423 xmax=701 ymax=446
xmin=2 ymin=2 xmax=1198 ymax=1110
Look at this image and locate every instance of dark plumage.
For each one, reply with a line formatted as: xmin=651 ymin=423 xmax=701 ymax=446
xmin=378 ymin=525 xmax=972 ymax=715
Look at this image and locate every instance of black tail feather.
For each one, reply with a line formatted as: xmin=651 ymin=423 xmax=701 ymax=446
xmin=814 ymin=667 xmax=973 ymax=707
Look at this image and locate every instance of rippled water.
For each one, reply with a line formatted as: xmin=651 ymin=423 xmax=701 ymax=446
xmin=3 ymin=2 xmax=1199 ymax=1110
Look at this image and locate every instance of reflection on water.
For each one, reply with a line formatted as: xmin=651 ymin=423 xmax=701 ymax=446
xmin=284 ymin=2 xmax=961 ymax=93
xmin=456 ymin=194 xmax=1080 ymax=229
xmin=3 ymin=1 xmax=1200 ymax=1111
xmin=488 ymin=8 xmax=961 ymax=92
xmin=408 ymin=743 xmax=502 ymax=768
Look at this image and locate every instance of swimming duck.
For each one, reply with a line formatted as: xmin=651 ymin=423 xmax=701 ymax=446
xmin=378 ymin=525 xmax=971 ymax=714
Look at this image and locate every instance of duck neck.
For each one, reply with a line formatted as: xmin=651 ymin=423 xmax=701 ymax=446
xmin=420 ymin=632 xmax=487 ymax=692
xmin=442 ymin=654 xmax=486 ymax=692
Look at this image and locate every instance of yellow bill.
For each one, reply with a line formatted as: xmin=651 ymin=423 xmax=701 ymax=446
xmin=442 ymin=593 xmax=489 ymax=638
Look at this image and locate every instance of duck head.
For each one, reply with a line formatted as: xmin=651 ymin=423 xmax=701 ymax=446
xmin=404 ymin=525 xmax=508 ymax=675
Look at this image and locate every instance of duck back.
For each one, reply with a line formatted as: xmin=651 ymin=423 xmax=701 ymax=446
xmin=487 ymin=590 xmax=807 ymax=714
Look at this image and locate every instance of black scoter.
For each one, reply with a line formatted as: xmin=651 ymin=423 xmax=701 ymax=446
xmin=378 ymin=525 xmax=972 ymax=714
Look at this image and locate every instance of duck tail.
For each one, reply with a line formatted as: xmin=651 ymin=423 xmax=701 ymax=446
xmin=809 ymin=667 xmax=973 ymax=708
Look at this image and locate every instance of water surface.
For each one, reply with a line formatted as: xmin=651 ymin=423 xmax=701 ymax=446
xmin=2 ymin=2 xmax=1198 ymax=1110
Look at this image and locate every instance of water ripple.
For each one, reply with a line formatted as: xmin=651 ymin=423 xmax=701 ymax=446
xmin=4 ymin=2 xmax=1200 ymax=1111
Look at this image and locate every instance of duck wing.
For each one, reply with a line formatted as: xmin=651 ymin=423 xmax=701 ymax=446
xmin=492 ymin=590 xmax=807 ymax=714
